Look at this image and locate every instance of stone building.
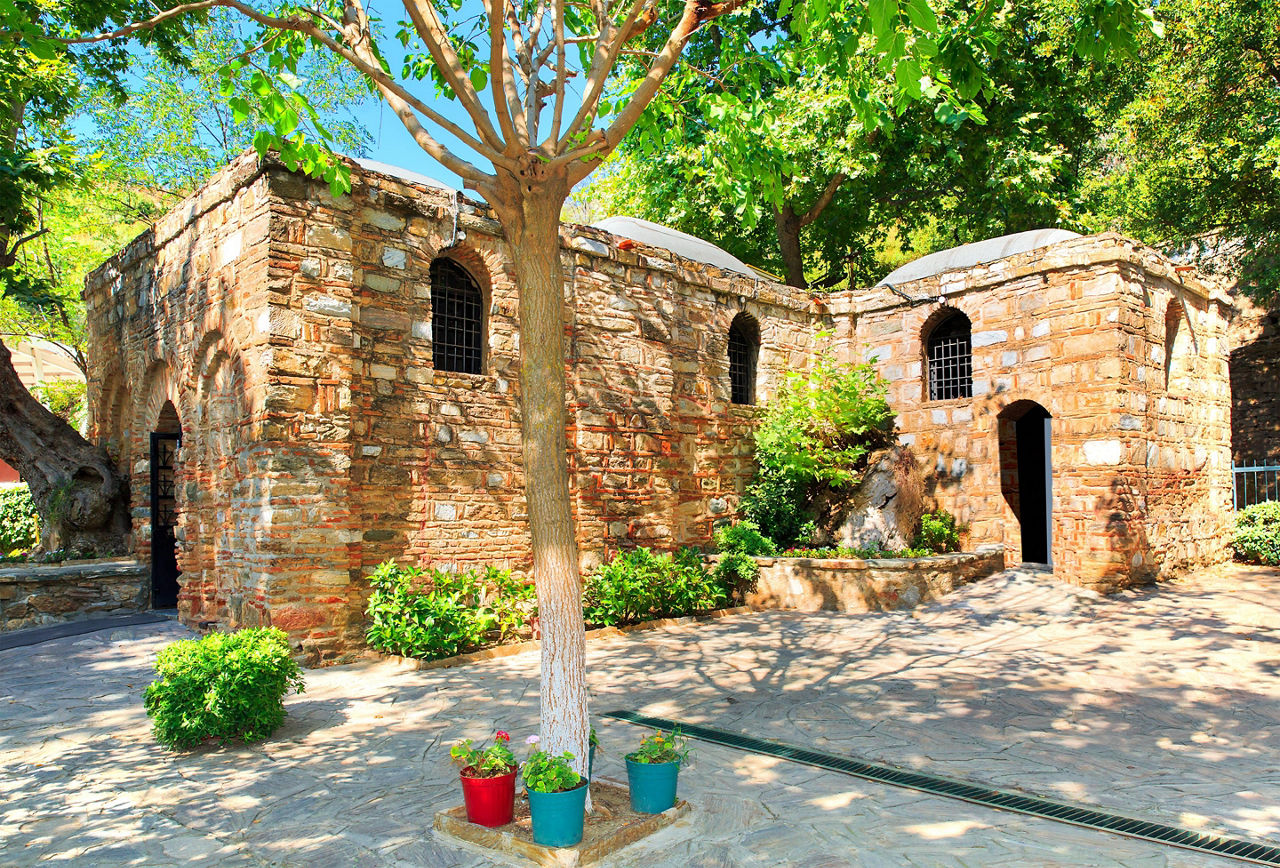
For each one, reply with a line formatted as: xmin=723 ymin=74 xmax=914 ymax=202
xmin=825 ymin=232 xmax=1235 ymax=591
xmin=84 ymin=152 xmax=1234 ymax=659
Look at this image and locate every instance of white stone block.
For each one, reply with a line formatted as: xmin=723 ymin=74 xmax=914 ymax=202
xmin=434 ymin=503 xmax=458 ymax=521
xmin=382 ymin=247 xmax=407 ymax=269
xmin=972 ymin=330 xmax=1008 ymax=348
xmin=305 ymin=295 xmax=352 ymax=318
xmin=1083 ymin=439 xmax=1124 ymax=465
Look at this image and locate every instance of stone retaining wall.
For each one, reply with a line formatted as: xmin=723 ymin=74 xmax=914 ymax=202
xmin=743 ymin=545 xmax=1005 ymax=614
xmin=0 ymin=559 xmax=149 ymax=633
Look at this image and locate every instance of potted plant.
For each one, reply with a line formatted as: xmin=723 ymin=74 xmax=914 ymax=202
xmin=625 ymin=728 xmax=689 ymax=814
xmin=522 ymin=749 xmax=588 ymax=847
xmin=450 ymin=730 xmax=517 ymax=827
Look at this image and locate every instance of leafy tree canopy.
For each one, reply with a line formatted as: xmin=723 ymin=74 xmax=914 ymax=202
xmin=583 ymin=0 xmax=1152 ymax=287
xmin=1083 ymin=0 xmax=1280 ymax=303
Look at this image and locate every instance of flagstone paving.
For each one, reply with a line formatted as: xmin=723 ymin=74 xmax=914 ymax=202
xmin=3 ymin=564 xmax=1279 ymax=866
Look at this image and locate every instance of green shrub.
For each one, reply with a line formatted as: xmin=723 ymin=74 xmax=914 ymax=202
xmin=913 ymin=510 xmax=961 ymax=554
xmin=1233 ymin=502 xmax=1280 ymax=565
xmin=0 ymin=484 xmax=39 ymax=554
xmin=712 ymin=521 xmax=777 ymax=601
xmin=143 ymin=628 xmax=304 ymax=749
xmin=779 ymin=544 xmax=933 ymax=559
xmin=584 ymin=547 xmax=725 ymax=627
xmin=364 ymin=561 xmax=535 ymax=659
xmin=742 ymin=346 xmax=894 ymax=546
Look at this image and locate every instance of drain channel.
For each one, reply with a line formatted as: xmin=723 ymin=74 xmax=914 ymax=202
xmin=602 ymin=710 xmax=1280 ymax=866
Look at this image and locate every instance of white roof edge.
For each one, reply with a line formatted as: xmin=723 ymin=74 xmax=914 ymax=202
xmin=590 ymin=215 xmax=759 ymax=278
xmin=352 ymin=157 xmax=457 ymax=193
xmin=875 ymin=229 xmax=1083 ymax=287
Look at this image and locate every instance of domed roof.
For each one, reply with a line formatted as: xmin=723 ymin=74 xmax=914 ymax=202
xmin=591 ymin=216 xmax=766 ymax=278
xmin=876 ymin=228 xmax=1082 ymax=286
xmin=353 ymin=157 xmax=456 ymax=192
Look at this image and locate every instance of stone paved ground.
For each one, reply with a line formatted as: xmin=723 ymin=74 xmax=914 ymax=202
xmin=4 ymin=565 xmax=1280 ymax=867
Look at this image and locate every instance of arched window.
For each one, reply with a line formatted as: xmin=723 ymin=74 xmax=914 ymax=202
xmin=430 ymin=258 xmax=484 ymax=374
xmin=926 ymin=309 xmax=973 ymax=401
xmin=728 ymin=313 xmax=759 ymax=406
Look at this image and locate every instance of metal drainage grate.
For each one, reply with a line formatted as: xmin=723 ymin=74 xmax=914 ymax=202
xmin=602 ymin=710 xmax=1280 ymax=866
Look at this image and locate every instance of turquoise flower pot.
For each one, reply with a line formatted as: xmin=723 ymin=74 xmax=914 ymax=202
xmin=625 ymin=756 xmax=680 ymax=813
xmin=527 ymin=781 xmax=588 ymax=847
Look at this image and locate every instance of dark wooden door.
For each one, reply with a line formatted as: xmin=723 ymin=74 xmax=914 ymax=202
xmin=150 ymin=432 xmax=181 ymax=608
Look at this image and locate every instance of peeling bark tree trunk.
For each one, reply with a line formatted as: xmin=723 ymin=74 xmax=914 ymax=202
xmin=0 ymin=338 xmax=131 ymax=554
xmin=486 ymin=170 xmax=591 ymax=781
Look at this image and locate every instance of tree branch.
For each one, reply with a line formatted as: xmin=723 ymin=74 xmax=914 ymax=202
xmin=46 ymin=0 xmax=504 ymax=182
xmin=800 ymin=171 xmax=846 ymax=227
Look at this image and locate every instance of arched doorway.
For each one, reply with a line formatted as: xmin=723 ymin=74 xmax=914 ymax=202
xmin=150 ymin=402 xmax=181 ymax=608
xmin=998 ymin=401 xmax=1053 ymax=565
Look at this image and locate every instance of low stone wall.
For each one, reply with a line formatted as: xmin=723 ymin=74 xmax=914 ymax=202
xmin=0 ymin=559 xmax=150 ymax=633
xmin=744 ymin=545 xmax=1005 ymax=614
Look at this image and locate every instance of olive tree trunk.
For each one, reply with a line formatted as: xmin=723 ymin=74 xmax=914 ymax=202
xmin=486 ymin=170 xmax=591 ymax=779
xmin=0 ymin=338 xmax=131 ymax=554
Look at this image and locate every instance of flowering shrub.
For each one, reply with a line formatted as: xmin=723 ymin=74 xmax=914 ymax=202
xmin=627 ymin=728 xmax=691 ymax=765
xmin=451 ymin=731 xmax=517 ymax=777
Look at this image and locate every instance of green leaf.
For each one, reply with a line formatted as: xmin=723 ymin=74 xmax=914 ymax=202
xmin=469 ymin=66 xmax=488 ymax=92
xmin=904 ymin=0 xmax=938 ymax=33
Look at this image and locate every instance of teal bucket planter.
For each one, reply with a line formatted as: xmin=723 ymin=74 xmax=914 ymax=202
xmin=625 ymin=757 xmax=680 ymax=813
xmin=527 ymin=781 xmax=589 ymax=848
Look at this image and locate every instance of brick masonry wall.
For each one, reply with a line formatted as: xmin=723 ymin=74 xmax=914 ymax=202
xmin=0 ymin=559 xmax=149 ymax=632
xmin=1229 ymin=298 xmax=1280 ymax=464
xmin=825 ymin=235 xmax=1234 ymax=592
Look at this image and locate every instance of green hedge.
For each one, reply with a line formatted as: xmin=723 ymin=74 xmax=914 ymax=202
xmin=0 ymin=484 xmax=39 ymax=554
xmin=143 ymin=628 xmax=305 ymax=749
xmin=584 ymin=547 xmax=726 ymax=627
xmin=364 ymin=562 xmax=535 ymax=660
xmin=1234 ymin=502 xmax=1280 ymax=566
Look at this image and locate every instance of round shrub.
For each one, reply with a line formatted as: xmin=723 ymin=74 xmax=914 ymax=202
xmin=144 ymin=627 xmax=305 ymax=749
xmin=0 ymin=484 xmax=39 ymax=554
xmin=1233 ymin=502 xmax=1280 ymax=566
xmin=712 ymin=521 xmax=777 ymax=600
xmin=913 ymin=510 xmax=961 ymax=554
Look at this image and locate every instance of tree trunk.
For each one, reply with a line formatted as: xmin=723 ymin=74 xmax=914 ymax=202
xmin=485 ymin=170 xmax=591 ymax=781
xmin=773 ymin=205 xmax=808 ymax=289
xmin=0 ymin=338 xmax=131 ymax=554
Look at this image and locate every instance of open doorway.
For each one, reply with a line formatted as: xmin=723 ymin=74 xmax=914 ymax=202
xmin=998 ymin=400 xmax=1053 ymax=566
xmin=150 ymin=402 xmax=181 ymax=609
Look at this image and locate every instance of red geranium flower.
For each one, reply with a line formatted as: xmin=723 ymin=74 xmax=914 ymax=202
xmin=495 ymin=730 xmax=510 ymax=742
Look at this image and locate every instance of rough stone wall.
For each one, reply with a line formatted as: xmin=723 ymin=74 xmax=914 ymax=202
xmin=825 ymin=234 xmax=1233 ymax=591
xmin=87 ymin=154 xmax=815 ymax=660
xmin=85 ymin=154 xmax=278 ymax=633
xmin=0 ymin=559 xmax=149 ymax=632
xmin=742 ymin=545 xmax=1005 ymax=613
xmin=1229 ymin=297 xmax=1280 ymax=464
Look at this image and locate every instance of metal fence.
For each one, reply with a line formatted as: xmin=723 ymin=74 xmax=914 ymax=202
xmin=1234 ymin=460 xmax=1280 ymax=511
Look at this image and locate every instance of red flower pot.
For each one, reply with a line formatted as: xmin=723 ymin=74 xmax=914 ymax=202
xmin=459 ymin=766 xmax=517 ymax=827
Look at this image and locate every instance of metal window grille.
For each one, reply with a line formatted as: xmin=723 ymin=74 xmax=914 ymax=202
xmin=1233 ymin=460 xmax=1280 ymax=510
xmin=430 ymin=259 xmax=484 ymax=375
xmin=728 ymin=318 xmax=757 ymax=405
xmin=927 ymin=317 xmax=973 ymax=401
